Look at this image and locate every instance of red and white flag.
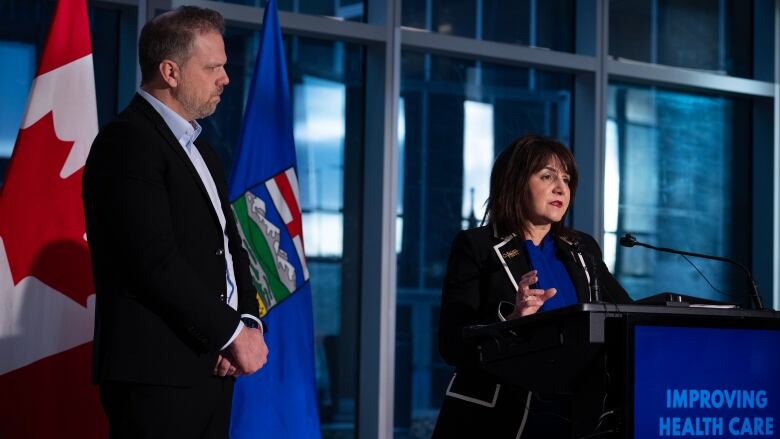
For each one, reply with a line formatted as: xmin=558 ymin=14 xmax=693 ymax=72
xmin=0 ymin=0 xmax=106 ymax=437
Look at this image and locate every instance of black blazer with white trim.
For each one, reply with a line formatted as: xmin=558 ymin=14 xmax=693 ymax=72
xmin=433 ymin=225 xmax=631 ymax=438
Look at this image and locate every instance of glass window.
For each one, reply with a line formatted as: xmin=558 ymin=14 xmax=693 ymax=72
xmin=604 ymin=83 xmax=752 ymax=306
xmin=395 ymin=51 xmax=573 ymax=438
xmin=0 ymin=0 xmax=137 ymax=186
xmin=0 ymin=42 xmax=35 ymax=160
xmin=204 ymin=28 xmax=364 ymax=436
xmin=609 ymin=0 xmax=755 ymax=78
xmin=402 ymin=0 xmax=576 ymax=52
xmin=213 ymin=0 xmax=364 ymax=21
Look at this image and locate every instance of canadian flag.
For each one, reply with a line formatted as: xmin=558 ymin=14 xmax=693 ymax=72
xmin=0 ymin=0 xmax=107 ymax=437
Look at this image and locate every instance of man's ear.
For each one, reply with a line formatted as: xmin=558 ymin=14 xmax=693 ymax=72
xmin=159 ymin=59 xmax=179 ymax=87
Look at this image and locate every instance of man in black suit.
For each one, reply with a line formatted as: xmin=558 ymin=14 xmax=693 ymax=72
xmin=83 ymin=6 xmax=268 ymax=438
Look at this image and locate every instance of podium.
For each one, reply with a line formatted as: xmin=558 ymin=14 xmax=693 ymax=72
xmin=463 ymin=303 xmax=780 ymax=437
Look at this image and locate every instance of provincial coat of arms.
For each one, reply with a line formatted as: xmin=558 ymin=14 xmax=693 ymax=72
xmin=231 ymin=167 xmax=309 ymax=316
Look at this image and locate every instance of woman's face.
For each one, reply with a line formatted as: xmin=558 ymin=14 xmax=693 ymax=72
xmin=526 ymin=158 xmax=571 ymax=227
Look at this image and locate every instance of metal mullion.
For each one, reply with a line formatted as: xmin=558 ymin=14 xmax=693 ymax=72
xmin=571 ymin=0 xmax=607 ymax=242
xmin=170 ymin=0 xmax=386 ymax=44
xmin=277 ymin=10 xmax=384 ymax=43
xmin=608 ymin=58 xmax=776 ymax=98
xmin=592 ymin=0 xmax=609 ymax=244
xmin=360 ymin=0 xmax=401 ymax=437
xmin=401 ymin=28 xmax=598 ymax=73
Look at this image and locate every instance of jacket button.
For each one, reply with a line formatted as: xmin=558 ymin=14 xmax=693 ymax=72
xmin=215 ymin=248 xmax=224 ymax=256
xmin=219 ymin=292 xmax=226 ymax=302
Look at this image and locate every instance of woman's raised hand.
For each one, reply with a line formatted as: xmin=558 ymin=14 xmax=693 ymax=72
xmin=511 ymin=270 xmax=556 ymax=318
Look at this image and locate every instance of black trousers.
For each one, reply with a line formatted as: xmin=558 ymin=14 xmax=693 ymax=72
xmin=99 ymin=376 xmax=235 ymax=439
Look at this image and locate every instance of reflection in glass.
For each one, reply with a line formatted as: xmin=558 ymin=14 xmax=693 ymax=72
xmin=397 ymin=98 xmax=407 ymax=254
xmin=204 ymin=28 xmax=363 ymax=436
xmin=604 ymin=83 xmax=752 ymax=305
xmin=295 ymin=76 xmax=346 ymax=257
xmin=402 ymin=0 xmax=575 ymax=52
xmin=609 ymin=0 xmax=753 ymax=78
xmin=462 ymin=101 xmax=494 ymax=227
xmin=395 ymin=52 xmax=572 ymax=438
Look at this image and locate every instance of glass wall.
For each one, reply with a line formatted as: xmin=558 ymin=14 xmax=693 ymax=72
xmin=604 ymin=83 xmax=752 ymax=305
xmin=203 ymin=29 xmax=365 ymax=437
xmin=609 ymin=0 xmax=758 ymax=78
xmin=394 ymin=51 xmax=573 ymax=438
xmin=402 ymin=0 xmax=576 ymax=52
xmin=0 ymin=0 xmax=776 ymax=437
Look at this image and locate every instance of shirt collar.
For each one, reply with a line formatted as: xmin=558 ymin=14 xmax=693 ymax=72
xmin=137 ymin=88 xmax=202 ymax=150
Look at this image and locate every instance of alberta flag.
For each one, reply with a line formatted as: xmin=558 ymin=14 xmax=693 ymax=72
xmin=228 ymin=0 xmax=321 ymax=437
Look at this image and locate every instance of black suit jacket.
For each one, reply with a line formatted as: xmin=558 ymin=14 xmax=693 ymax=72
xmin=83 ymin=95 xmax=259 ymax=387
xmin=433 ymin=225 xmax=631 ymax=437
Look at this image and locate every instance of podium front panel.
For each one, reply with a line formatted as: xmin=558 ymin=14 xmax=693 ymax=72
xmin=627 ymin=321 xmax=780 ymax=438
xmin=464 ymin=303 xmax=780 ymax=436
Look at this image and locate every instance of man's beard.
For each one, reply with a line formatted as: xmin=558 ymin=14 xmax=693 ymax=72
xmin=175 ymin=84 xmax=220 ymax=120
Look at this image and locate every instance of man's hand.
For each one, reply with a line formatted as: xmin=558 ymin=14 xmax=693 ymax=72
xmin=213 ymin=353 xmax=238 ymax=377
xmin=227 ymin=326 xmax=269 ymax=375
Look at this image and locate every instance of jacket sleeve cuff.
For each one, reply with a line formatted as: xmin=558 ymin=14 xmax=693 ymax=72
xmin=220 ymin=321 xmax=245 ymax=351
xmin=497 ymin=301 xmax=516 ymax=322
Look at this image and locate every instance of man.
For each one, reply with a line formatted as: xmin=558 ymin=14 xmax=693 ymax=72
xmin=83 ymin=6 xmax=268 ymax=438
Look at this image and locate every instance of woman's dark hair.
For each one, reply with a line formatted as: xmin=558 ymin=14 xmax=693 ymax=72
xmin=138 ymin=6 xmax=225 ymax=84
xmin=485 ymin=134 xmax=579 ymax=239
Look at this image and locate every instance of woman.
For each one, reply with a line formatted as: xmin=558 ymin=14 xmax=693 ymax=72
xmin=432 ymin=135 xmax=631 ymax=438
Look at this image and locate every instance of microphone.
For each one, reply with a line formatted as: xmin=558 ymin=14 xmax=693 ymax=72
xmin=569 ymin=238 xmax=602 ymax=303
xmin=586 ymin=253 xmax=602 ymax=303
xmin=619 ymin=234 xmax=637 ymax=247
xmin=618 ymin=234 xmax=763 ymax=310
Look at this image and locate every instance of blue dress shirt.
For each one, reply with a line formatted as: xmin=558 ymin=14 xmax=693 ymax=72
xmin=523 ymin=233 xmax=578 ymax=312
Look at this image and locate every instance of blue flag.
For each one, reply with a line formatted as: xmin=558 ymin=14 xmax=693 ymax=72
xmin=228 ymin=0 xmax=321 ymax=437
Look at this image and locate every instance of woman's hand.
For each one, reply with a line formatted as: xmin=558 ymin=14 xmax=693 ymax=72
xmin=510 ymin=270 xmax=557 ymax=318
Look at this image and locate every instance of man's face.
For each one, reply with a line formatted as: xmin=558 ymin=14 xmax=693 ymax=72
xmin=173 ymin=30 xmax=229 ymax=121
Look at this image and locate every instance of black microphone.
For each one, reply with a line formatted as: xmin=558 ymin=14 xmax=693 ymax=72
xmin=619 ymin=234 xmax=763 ymax=310
xmin=619 ymin=234 xmax=637 ymax=247
xmin=586 ymin=253 xmax=602 ymax=303
xmin=569 ymin=238 xmax=602 ymax=303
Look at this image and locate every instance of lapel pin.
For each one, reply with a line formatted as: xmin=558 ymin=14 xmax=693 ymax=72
xmin=502 ymin=249 xmax=520 ymax=259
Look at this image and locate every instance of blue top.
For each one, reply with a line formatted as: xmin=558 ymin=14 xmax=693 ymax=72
xmin=523 ymin=233 xmax=578 ymax=312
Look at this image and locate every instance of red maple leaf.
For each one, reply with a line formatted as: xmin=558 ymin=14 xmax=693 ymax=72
xmin=0 ymin=111 xmax=94 ymax=306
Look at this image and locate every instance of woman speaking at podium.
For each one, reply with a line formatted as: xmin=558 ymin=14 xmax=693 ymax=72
xmin=432 ymin=134 xmax=631 ymax=438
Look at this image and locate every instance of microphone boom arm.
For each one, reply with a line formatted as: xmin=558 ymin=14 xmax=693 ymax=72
xmin=620 ymin=234 xmax=764 ymax=310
